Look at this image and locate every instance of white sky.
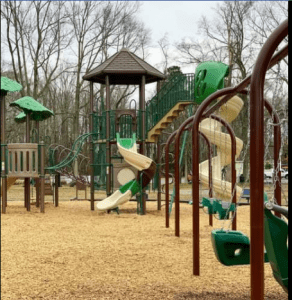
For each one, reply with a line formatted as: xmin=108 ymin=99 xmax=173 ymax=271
xmin=137 ymin=1 xmax=221 ymax=99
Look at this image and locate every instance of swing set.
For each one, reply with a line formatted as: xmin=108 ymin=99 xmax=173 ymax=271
xmin=166 ymin=19 xmax=288 ymax=299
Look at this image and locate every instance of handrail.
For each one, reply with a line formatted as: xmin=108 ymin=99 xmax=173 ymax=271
xmin=46 ymin=133 xmax=94 ymax=171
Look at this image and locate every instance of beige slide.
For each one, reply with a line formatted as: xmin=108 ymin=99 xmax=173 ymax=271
xmin=117 ymin=143 xmax=152 ymax=171
xmin=96 ymin=140 xmax=153 ymax=211
xmin=199 ymin=96 xmax=244 ymax=200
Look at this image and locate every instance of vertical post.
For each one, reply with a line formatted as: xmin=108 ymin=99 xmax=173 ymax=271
xmin=35 ymin=121 xmax=40 ymax=207
xmin=140 ymin=75 xmax=146 ymax=214
xmin=90 ymin=81 xmax=95 ymax=210
xmin=156 ymin=80 xmax=162 ymax=211
xmin=1 ymin=92 xmax=7 ymax=213
xmin=25 ymin=113 xmax=31 ymax=211
xmin=165 ymin=131 xmax=177 ymax=228
xmin=54 ymin=173 xmax=59 ymax=207
xmin=157 ymin=139 xmax=161 ymax=210
xmin=40 ymin=142 xmax=45 ymax=213
xmin=248 ymin=20 xmax=288 ymax=300
xmin=105 ymin=76 xmax=111 ymax=198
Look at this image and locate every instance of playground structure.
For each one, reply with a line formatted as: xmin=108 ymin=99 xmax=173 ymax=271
xmin=1 ymin=87 xmax=55 ymax=213
xmin=1 ymin=19 xmax=288 ymax=300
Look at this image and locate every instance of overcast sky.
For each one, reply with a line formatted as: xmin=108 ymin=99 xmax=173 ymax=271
xmin=137 ymin=1 xmax=221 ymax=98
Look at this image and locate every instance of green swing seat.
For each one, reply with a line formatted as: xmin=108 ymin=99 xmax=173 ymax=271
xmin=211 ymin=230 xmax=251 ymax=266
xmin=213 ymin=200 xmax=235 ymax=220
xmin=211 ymin=230 xmax=270 ymax=266
xmin=202 ymin=197 xmax=216 ymax=214
xmin=202 ymin=197 xmax=235 ymax=219
xmin=264 ymin=208 xmax=288 ymax=293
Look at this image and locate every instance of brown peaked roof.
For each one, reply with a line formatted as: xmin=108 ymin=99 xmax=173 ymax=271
xmin=83 ymin=48 xmax=165 ymax=84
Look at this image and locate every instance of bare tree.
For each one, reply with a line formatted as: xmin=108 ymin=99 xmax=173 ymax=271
xmin=1 ymin=1 xmax=72 ymax=98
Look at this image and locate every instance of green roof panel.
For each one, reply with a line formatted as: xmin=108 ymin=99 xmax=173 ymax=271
xmin=1 ymin=77 xmax=23 ymax=93
xmin=10 ymin=96 xmax=54 ymax=121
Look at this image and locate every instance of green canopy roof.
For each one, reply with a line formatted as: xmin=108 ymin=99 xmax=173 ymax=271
xmin=1 ymin=77 xmax=23 ymax=93
xmin=14 ymin=111 xmax=27 ymax=123
xmin=10 ymin=96 xmax=54 ymax=122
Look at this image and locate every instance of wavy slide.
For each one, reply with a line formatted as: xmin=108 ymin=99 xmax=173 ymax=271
xmin=96 ymin=134 xmax=156 ymax=211
xmin=199 ymin=96 xmax=244 ymax=200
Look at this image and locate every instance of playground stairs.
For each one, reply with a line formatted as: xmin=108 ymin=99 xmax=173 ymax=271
xmin=147 ymin=101 xmax=192 ymax=142
xmin=146 ymin=73 xmax=194 ymax=143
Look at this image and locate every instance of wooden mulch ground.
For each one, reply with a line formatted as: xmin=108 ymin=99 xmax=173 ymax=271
xmin=1 ymin=184 xmax=288 ymax=300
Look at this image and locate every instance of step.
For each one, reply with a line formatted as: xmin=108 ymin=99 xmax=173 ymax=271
xmin=147 ymin=102 xmax=192 ymax=142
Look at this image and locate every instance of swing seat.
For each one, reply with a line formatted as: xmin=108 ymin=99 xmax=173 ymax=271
xmin=212 ymin=200 xmax=235 ymax=220
xmin=264 ymin=208 xmax=288 ymax=293
xmin=211 ymin=230 xmax=251 ymax=266
xmin=202 ymin=197 xmax=217 ymax=214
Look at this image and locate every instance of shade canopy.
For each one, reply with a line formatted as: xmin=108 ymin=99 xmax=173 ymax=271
xmin=1 ymin=77 xmax=23 ymax=94
xmin=10 ymin=96 xmax=54 ymax=121
xmin=83 ymin=48 xmax=165 ymax=85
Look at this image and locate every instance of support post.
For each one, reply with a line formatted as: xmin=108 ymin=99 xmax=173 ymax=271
xmin=40 ymin=142 xmax=45 ymax=213
xmin=90 ymin=81 xmax=95 ymax=210
xmin=105 ymin=76 xmax=111 ymax=198
xmin=156 ymin=80 xmax=162 ymax=211
xmin=54 ymin=173 xmax=59 ymax=207
xmin=25 ymin=113 xmax=31 ymax=211
xmin=1 ymin=92 xmax=7 ymax=213
xmin=139 ymin=75 xmax=146 ymax=214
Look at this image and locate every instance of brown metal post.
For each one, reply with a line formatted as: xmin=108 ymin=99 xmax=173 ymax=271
xmin=40 ymin=142 xmax=45 ymax=213
xmin=54 ymin=173 xmax=59 ymax=207
xmin=90 ymin=81 xmax=95 ymax=210
xmin=249 ymin=20 xmax=288 ymax=300
xmin=157 ymin=139 xmax=161 ymax=210
xmin=156 ymin=79 xmax=162 ymax=211
xmin=105 ymin=76 xmax=111 ymax=198
xmin=25 ymin=113 xmax=31 ymax=211
xmin=140 ymin=75 xmax=146 ymax=214
xmin=1 ymin=92 xmax=7 ymax=213
xmin=35 ymin=121 xmax=40 ymax=207
xmin=174 ymin=116 xmax=194 ymax=237
xmin=198 ymin=131 xmax=213 ymax=226
xmin=165 ymin=131 xmax=177 ymax=228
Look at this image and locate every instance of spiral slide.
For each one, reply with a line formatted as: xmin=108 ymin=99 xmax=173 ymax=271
xmin=199 ymin=96 xmax=244 ymax=200
xmin=96 ymin=134 xmax=156 ymax=211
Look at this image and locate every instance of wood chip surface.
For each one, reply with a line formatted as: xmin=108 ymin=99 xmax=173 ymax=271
xmin=1 ymin=185 xmax=288 ymax=299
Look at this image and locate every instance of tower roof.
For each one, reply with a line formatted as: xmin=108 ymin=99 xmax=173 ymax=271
xmin=83 ymin=48 xmax=165 ymax=84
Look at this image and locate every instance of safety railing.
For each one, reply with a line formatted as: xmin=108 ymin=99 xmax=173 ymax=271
xmin=7 ymin=143 xmax=39 ymax=177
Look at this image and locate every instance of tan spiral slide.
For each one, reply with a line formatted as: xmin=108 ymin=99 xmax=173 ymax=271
xmin=199 ymin=96 xmax=244 ymax=200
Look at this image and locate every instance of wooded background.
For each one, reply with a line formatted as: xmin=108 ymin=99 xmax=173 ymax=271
xmin=1 ymin=1 xmax=288 ymax=178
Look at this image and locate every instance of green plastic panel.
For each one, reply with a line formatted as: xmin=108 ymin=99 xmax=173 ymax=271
xmin=264 ymin=209 xmax=288 ymax=293
xmin=116 ymin=133 xmax=136 ymax=149
xmin=194 ymin=61 xmax=229 ymax=104
xmin=119 ymin=179 xmax=141 ymax=196
xmin=10 ymin=96 xmax=54 ymax=121
xmin=1 ymin=76 xmax=22 ymax=93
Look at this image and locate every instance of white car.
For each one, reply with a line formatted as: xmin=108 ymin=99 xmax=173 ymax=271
xmin=264 ymin=168 xmax=288 ymax=179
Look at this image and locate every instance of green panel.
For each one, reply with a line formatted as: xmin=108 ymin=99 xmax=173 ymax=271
xmin=119 ymin=179 xmax=141 ymax=196
xmin=10 ymin=96 xmax=54 ymax=121
xmin=264 ymin=209 xmax=288 ymax=292
xmin=1 ymin=76 xmax=22 ymax=93
xmin=202 ymin=197 xmax=216 ymax=214
xmin=194 ymin=61 xmax=229 ymax=104
xmin=116 ymin=133 xmax=136 ymax=149
xmin=211 ymin=230 xmax=251 ymax=266
xmin=213 ymin=199 xmax=235 ymax=219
